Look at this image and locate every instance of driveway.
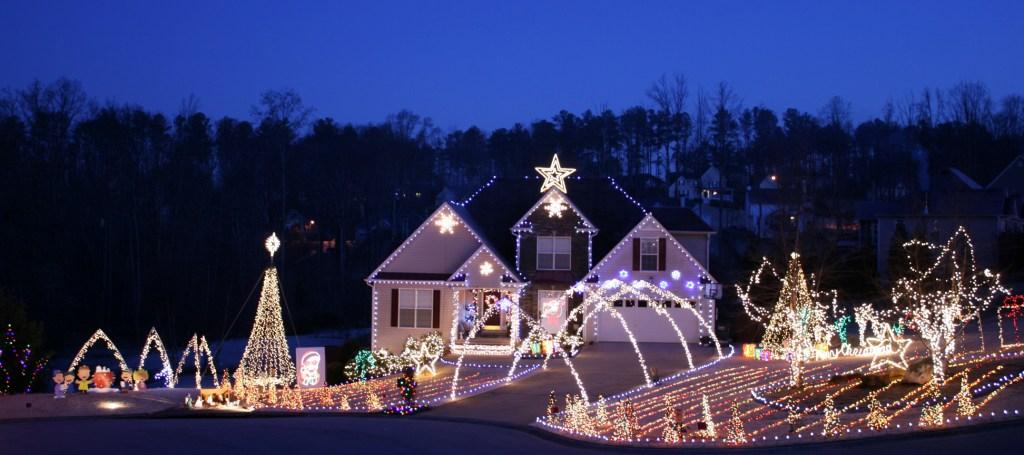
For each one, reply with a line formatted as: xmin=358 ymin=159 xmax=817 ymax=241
xmin=427 ymin=342 xmax=721 ymax=424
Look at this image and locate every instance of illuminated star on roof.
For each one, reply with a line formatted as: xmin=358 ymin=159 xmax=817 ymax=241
xmin=535 ymin=154 xmax=576 ymax=193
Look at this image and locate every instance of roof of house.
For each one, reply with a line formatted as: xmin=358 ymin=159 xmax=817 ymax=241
xmin=947 ymin=167 xmax=982 ymax=190
xmin=988 ymin=154 xmax=1024 ymax=193
xmin=857 ymin=189 xmax=1015 ymax=219
xmin=648 ymin=206 xmax=714 ymax=232
xmin=369 ymin=175 xmax=714 ymax=283
xmin=453 ymin=176 xmax=649 ymax=268
xmin=453 ymin=176 xmax=710 ymax=265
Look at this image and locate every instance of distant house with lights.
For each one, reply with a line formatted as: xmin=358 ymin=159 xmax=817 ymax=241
xmin=366 ymin=156 xmax=719 ymax=354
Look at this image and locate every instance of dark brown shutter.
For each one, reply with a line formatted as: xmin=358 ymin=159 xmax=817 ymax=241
xmin=432 ymin=290 xmax=441 ymax=328
xmin=658 ymin=237 xmax=667 ymax=271
xmin=632 ymin=238 xmax=640 ymax=270
xmin=390 ymin=289 xmax=399 ymax=327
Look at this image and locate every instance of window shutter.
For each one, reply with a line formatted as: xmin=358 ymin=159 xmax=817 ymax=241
xmin=390 ymin=289 xmax=399 ymax=327
xmin=632 ymin=238 xmax=640 ymax=270
xmin=432 ymin=290 xmax=441 ymax=328
xmin=658 ymin=238 xmax=667 ymax=271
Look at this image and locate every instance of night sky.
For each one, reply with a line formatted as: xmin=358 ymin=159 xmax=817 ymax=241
xmin=2 ymin=0 xmax=1022 ymax=130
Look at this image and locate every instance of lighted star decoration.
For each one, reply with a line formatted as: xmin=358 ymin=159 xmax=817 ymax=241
xmin=866 ymin=326 xmax=912 ymax=371
xmin=265 ymin=233 xmax=281 ymax=258
xmin=535 ymin=154 xmax=576 ymax=193
xmin=544 ymin=194 xmax=568 ymax=218
xmin=479 ymin=261 xmax=494 ymax=276
xmin=412 ymin=344 xmax=440 ymax=376
xmin=434 ymin=212 xmax=458 ymax=234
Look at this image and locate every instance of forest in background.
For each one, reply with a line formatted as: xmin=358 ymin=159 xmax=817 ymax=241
xmin=1 ymin=75 xmax=1022 ymax=351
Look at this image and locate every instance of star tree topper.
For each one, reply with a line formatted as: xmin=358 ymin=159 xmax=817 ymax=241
xmin=535 ymin=154 xmax=576 ymax=193
xmin=265 ymin=232 xmax=281 ymax=259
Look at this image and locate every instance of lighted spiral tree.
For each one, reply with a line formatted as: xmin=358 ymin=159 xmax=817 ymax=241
xmin=238 ymin=233 xmax=296 ymax=387
xmin=891 ymin=226 xmax=1009 ymax=382
xmin=738 ymin=252 xmax=838 ymax=387
xmin=384 ymin=367 xmax=426 ymax=415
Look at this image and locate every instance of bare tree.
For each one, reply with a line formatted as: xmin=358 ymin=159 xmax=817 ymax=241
xmin=179 ymin=93 xmax=202 ymax=119
xmin=994 ymin=94 xmax=1024 ymax=137
xmin=819 ymin=95 xmax=852 ymax=131
xmin=881 ymin=99 xmax=896 ymax=126
xmin=948 ymin=81 xmax=992 ymax=126
xmin=252 ymin=89 xmax=313 ymax=132
xmin=646 ymin=73 xmax=688 ymax=115
xmin=694 ymin=87 xmax=710 ymax=147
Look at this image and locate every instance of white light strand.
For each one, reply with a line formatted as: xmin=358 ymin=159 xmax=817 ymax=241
xmin=67 ymin=329 xmax=130 ymax=373
xmin=138 ymin=327 xmax=175 ymax=388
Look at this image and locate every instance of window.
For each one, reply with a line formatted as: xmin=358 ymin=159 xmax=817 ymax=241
xmin=398 ymin=289 xmax=433 ymax=328
xmin=639 ymin=238 xmax=659 ymax=271
xmin=537 ymin=236 xmax=571 ymax=270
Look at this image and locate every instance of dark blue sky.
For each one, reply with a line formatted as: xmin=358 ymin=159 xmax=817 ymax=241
xmin=3 ymin=1 xmax=1022 ymax=131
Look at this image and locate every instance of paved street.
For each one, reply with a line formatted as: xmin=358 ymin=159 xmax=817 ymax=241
xmin=3 ymin=414 xmax=1022 ymax=454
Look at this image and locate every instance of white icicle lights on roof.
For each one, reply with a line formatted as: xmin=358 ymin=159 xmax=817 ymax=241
xmin=891 ymin=226 xmax=1009 ymax=382
xmin=239 ymin=234 xmax=296 ymax=387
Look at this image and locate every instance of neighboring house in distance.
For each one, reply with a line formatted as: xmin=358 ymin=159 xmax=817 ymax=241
xmin=858 ymin=166 xmax=1023 ymax=277
xmin=745 ymin=175 xmax=785 ymax=237
xmin=988 ymin=154 xmax=1024 ymax=196
xmin=366 ymin=157 xmax=719 ymax=353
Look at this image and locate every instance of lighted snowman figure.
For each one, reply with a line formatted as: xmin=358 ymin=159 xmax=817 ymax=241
xmin=299 ymin=351 xmax=321 ymax=387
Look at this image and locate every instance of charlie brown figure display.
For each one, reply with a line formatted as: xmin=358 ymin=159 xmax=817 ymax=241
xmin=75 ymin=364 xmax=93 ymax=394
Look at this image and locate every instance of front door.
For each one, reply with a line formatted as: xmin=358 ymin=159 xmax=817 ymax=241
xmin=483 ymin=291 xmax=502 ymax=329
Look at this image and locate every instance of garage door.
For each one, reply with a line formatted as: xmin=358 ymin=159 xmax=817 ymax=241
xmin=596 ymin=306 xmax=703 ymax=343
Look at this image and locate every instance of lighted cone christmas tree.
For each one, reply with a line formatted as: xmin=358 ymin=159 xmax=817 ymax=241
xmin=738 ymin=252 xmax=837 ymax=387
xmin=238 ymin=233 xmax=295 ymax=387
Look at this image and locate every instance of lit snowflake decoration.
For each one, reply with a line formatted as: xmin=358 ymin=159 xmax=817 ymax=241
xmin=479 ymin=261 xmax=494 ymax=276
xmin=543 ymin=195 xmax=568 ymax=218
xmin=265 ymin=232 xmax=281 ymax=258
xmin=434 ymin=212 xmax=458 ymax=234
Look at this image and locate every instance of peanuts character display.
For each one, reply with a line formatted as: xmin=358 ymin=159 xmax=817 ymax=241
xmin=93 ymin=366 xmax=114 ymax=389
xmin=63 ymin=373 xmax=75 ymax=394
xmin=118 ymin=370 xmax=134 ymax=392
xmin=132 ymin=368 xmax=149 ymax=391
xmin=52 ymin=370 xmax=67 ymax=398
xmin=75 ymin=365 xmax=93 ymax=394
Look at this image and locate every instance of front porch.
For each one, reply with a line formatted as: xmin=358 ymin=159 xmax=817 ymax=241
xmin=449 ymin=287 xmax=523 ymax=356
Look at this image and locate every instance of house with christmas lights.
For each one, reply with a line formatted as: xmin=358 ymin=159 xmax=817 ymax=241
xmin=367 ymin=155 xmax=720 ymax=354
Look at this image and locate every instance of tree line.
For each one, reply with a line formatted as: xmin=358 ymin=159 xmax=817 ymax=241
xmin=0 ymin=76 xmax=1021 ymax=350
